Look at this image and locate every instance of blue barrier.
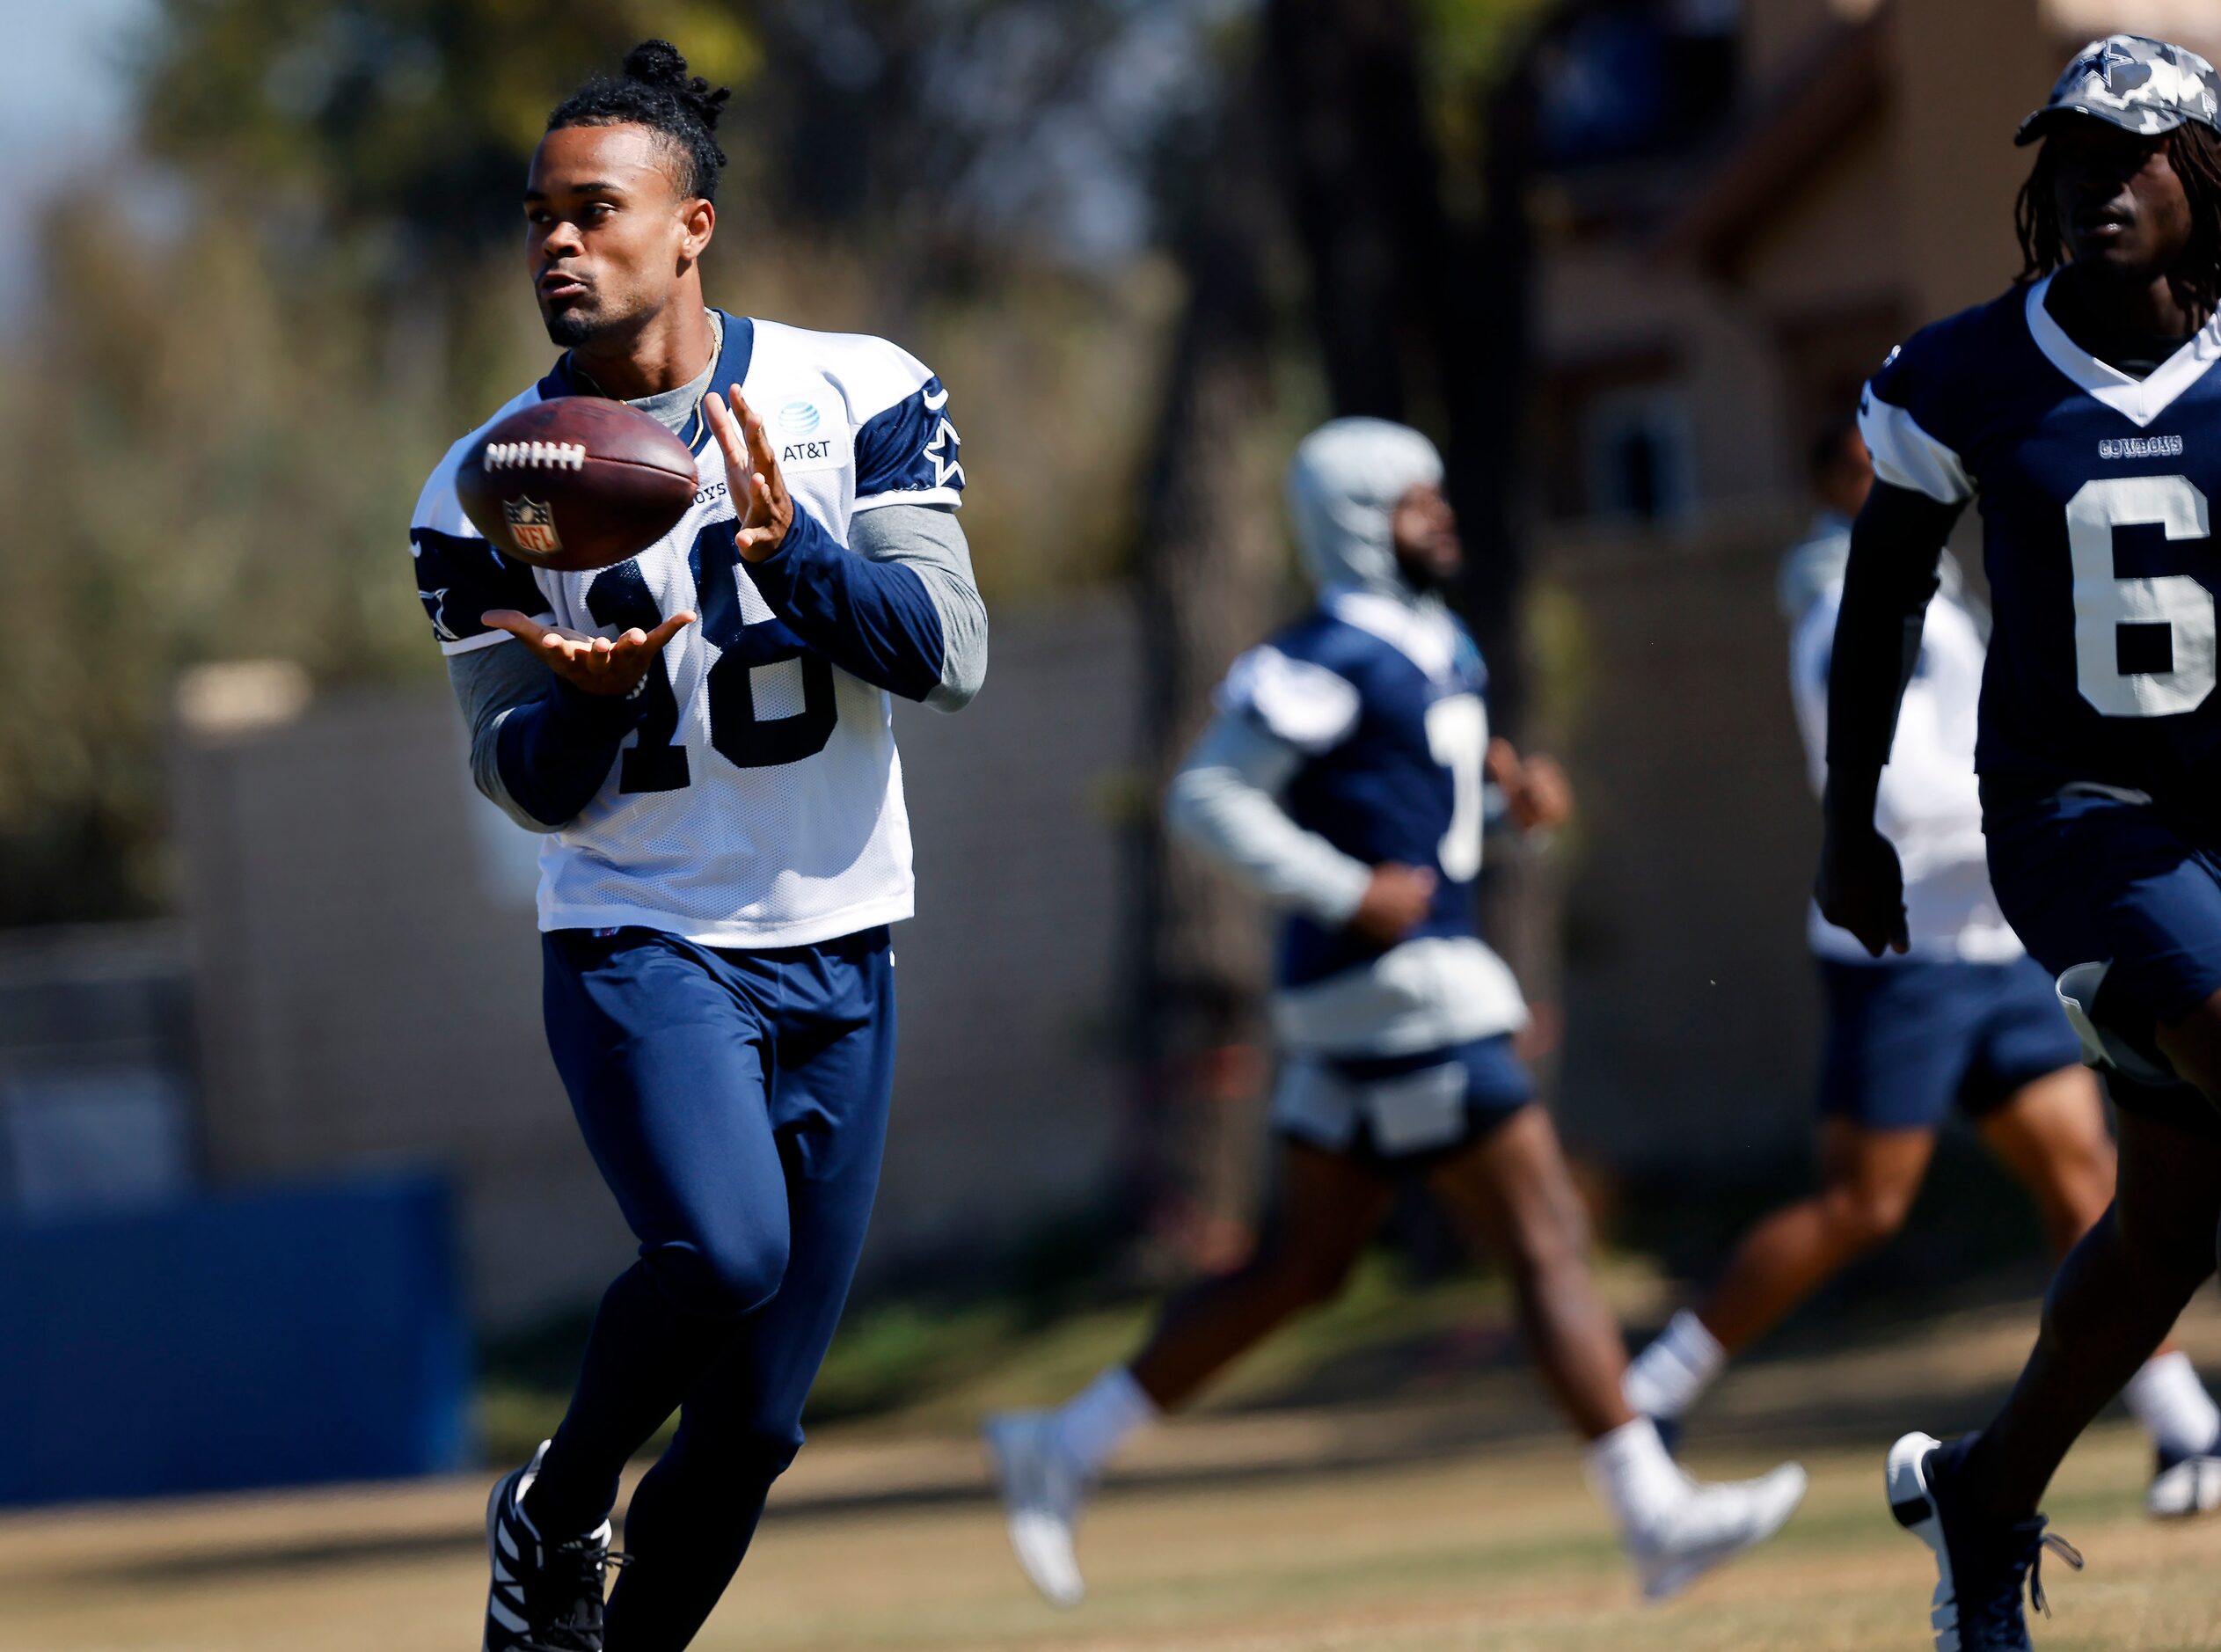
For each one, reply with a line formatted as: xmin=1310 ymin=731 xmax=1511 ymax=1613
xmin=0 ymin=1170 xmax=471 ymax=1504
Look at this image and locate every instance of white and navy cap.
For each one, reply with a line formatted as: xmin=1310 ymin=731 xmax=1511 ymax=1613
xmin=2017 ymin=33 xmax=2221 ymax=147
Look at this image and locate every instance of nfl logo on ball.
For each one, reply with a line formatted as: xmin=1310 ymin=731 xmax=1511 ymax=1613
xmin=503 ymin=496 xmax=562 ymax=555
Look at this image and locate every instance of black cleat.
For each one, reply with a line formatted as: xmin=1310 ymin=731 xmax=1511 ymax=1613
xmin=1886 ymin=1431 xmax=2082 ymax=1651
xmin=484 ymin=1441 xmax=619 ymax=1652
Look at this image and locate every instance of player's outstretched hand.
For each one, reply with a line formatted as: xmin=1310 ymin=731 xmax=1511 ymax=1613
xmin=1348 ymin=863 xmax=1437 ymax=948
xmin=1816 ymin=817 xmax=1910 ymax=957
xmin=1489 ymin=741 xmax=1574 ymax=833
xmin=706 ymin=386 xmax=793 ymax=563
xmin=481 ymin=608 xmax=696 ymax=698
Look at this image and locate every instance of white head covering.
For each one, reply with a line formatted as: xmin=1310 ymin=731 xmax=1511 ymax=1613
xmin=1285 ymin=417 xmax=1445 ymax=596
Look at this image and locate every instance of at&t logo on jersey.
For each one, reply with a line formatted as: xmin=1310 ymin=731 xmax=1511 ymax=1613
xmin=503 ymin=496 xmax=562 ymax=555
xmin=2100 ymin=435 xmax=2186 ymax=460
xmin=777 ymin=399 xmax=837 ymax=466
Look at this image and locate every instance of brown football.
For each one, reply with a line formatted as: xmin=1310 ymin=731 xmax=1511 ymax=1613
xmin=456 ymin=397 xmax=701 ymax=572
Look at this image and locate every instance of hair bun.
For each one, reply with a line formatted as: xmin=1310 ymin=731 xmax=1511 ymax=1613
xmin=622 ymin=38 xmax=728 ymax=131
xmin=622 ymin=40 xmax=689 ymax=88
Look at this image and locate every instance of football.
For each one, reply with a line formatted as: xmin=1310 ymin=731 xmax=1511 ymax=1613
xmin=455 ymin=397 xmax=700 ymax=572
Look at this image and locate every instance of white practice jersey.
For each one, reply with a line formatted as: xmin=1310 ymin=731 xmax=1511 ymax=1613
xmin=1789 ymin=574 xmax=2021 ymax=963
xmin=409 ymin=313 xmax=964 ymax=948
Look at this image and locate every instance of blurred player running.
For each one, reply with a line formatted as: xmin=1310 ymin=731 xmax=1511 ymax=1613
xmin=1819 ymin=34 xmax=2221 ymax=1650
xmin=408 ymin=42 xmax=986 ymax=1652
xmin=984 ymin=419 xmax=1805 ymax=1608
xmin=1624 ymin=422 xmax=2221 ymax=1515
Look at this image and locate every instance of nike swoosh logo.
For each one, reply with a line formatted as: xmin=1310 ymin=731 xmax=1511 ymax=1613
xmin=922 ymin=384 xmax=949 ymax=410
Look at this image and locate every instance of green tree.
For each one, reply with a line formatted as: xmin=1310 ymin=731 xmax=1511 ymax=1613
xmin=138 ymin=0 xmax=759 ymax=259
xmin=0 ymin=194 xmax=457 ymax=920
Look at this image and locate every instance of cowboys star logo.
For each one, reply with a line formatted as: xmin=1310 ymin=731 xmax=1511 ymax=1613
xmin=416 ymin=587 xmax=461 ymax=644
xmin=921 ymin=386 xmax=965 ymax=490
xmin=504 ymin=496 xmax=562 ymax=556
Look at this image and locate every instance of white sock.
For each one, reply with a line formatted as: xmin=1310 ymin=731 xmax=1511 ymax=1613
xmin=1051 ymin=1367 xmax=1159 ymax=1478
xmin=1623 ymin=1310 xmax=1727 ymax=1422
xmin=1585 ymin=1416 xmax=1688 ymax=1538
xmin=2124 ymin=1350 xmax=2221 ymax=1459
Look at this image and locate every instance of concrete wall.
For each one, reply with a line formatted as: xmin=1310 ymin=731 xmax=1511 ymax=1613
xmin=173 ymin=599 xmax=1136 ymax=1328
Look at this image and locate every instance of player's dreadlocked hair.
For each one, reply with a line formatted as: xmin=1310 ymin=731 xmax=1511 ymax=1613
xmin=2016 ymin=121 xmax=2221 ymax=318
xmin=547 ymin=40 xmax=730 ymax=202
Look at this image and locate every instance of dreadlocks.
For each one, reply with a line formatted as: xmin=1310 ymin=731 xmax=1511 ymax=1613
xmin=2016 ymin=121 xmax=2221 ymax=318
xmin=547 ymin=40 xmax=730 ymax=203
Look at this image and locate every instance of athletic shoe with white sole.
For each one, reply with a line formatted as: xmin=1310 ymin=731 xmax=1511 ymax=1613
xmin=2148 ymin=1434 xmax=2221 ymax=1518
xmin=1627 ymin=1461 xmax=1808 ymax=1600
xmin=1887 ymin=1430 xmax=2083 ymax=1650
xmin=485 ymin=1440 xmax=621 ymax=1652
xmin=983 ymin=1411 xmax=1088 ymax=1607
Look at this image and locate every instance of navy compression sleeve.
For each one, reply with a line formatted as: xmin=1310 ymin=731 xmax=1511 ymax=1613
xmin=493 ymin=676 xmax=649 ymax=829
xmin=1824 ymin=480 xmax=1967 ymax=779
xmin=742 ymin=504 xmax=946 ymax=702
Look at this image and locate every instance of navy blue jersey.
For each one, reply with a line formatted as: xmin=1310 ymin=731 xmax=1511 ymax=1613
xmin=1222 ymin=589 xmax=1491 ymax=988
xmin=1860 ymin=274 xmax=2221 ymax=823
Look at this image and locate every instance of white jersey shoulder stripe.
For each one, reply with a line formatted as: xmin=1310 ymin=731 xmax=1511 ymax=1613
xmin=748 ymin=319 xmax=937 ymax=428
xmin=853 ymin=486 xmax=964 ymax=513
xmin=1221 ymin=645 xmax=1362 ymax=754
xmin=1858 ymin=386 xmax=1974 ymax=506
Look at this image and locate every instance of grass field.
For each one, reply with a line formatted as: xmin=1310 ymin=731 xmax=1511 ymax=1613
xmin=13 ymin=1291 xmax=2221 ymax=1651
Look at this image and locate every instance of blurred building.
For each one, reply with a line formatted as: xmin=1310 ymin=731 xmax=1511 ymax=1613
xmin=169 ymin=607 xmax=1132 ymax=1328
xmin=1526 ymin=0 xmax=2220 ymax=1171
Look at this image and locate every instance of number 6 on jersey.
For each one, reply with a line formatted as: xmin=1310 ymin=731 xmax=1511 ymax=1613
xmin=2068 ymin=474 xmax=2218 ymax=718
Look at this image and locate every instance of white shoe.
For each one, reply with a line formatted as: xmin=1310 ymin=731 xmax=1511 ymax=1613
xmin=2150 ymin=1439 xmax=2221 ymax=1517
xmin=984 ymin=1411 xmax=1088 ymax=1607
xmin=1626 ymin=1461 xmax=1808 ymax=1601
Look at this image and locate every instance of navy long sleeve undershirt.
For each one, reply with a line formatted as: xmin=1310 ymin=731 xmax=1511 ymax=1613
xmin=493 ymin=675 xmax=651 ymax=830
xmin=742 ymin=504 xmax=945 ymax=703
xmin=1823 ymin=479 xmax=1968 ymax=783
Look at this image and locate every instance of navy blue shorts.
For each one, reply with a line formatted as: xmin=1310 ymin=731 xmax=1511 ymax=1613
xmin=1816 ymin=955 xmax=2081 ymax=1130
xmin=1988 ymin=792 xmax=2221 ymax=1028
xmin=1986 ymin=791 xmax=2221 ymax=1137
xmin=1273 ymin=1034 xmax=1535 ymax=1166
